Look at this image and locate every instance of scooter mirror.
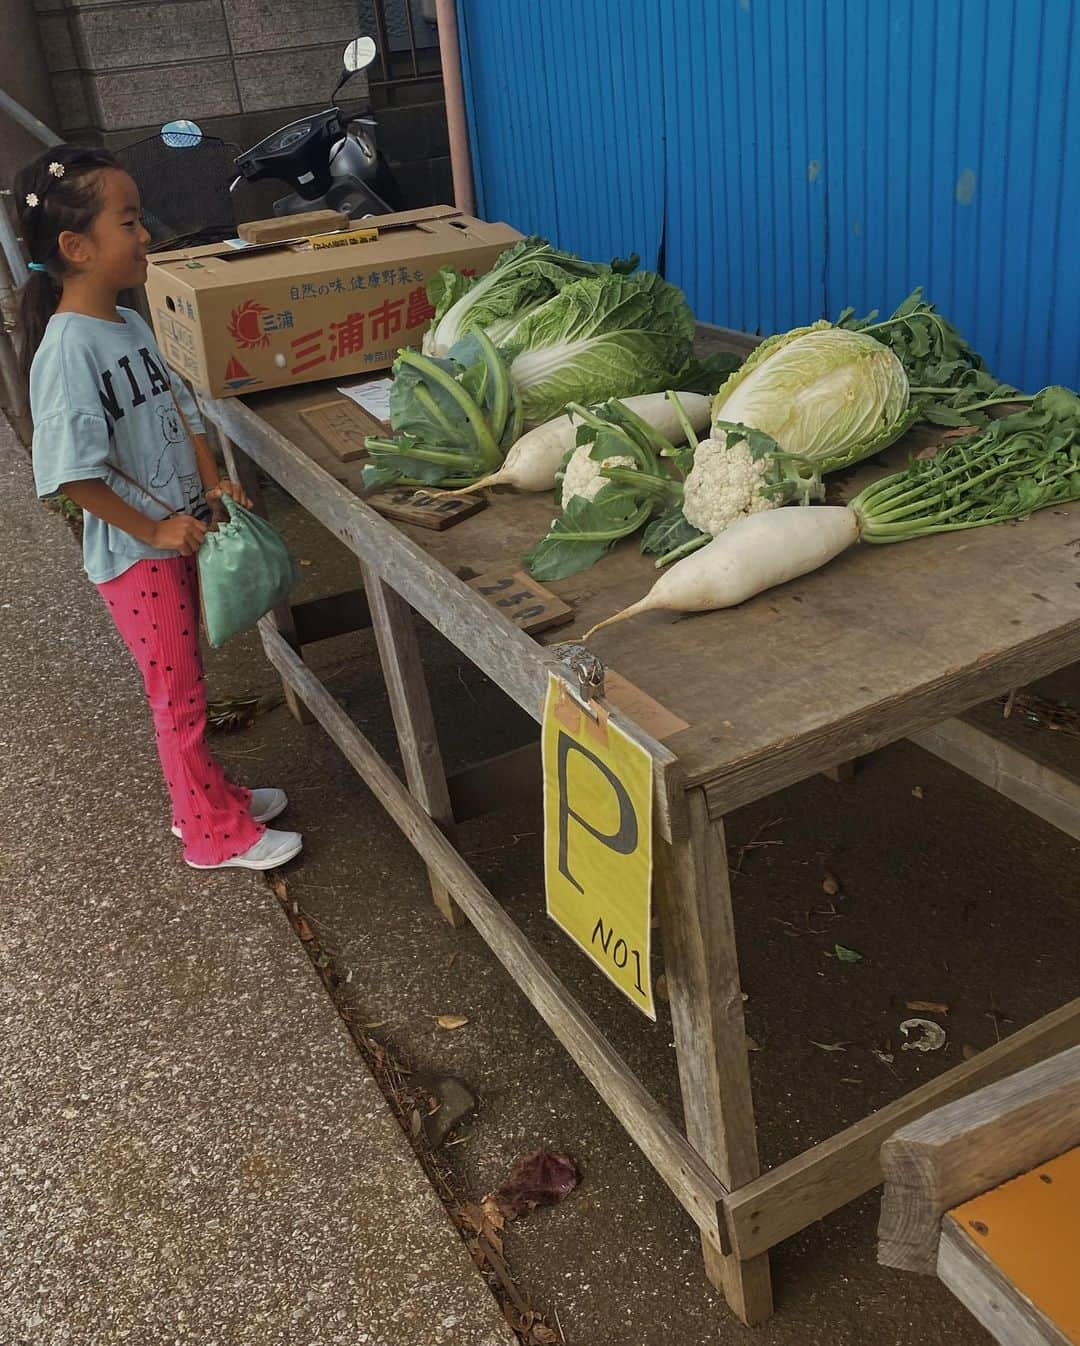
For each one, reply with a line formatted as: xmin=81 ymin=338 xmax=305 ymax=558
xmin=343 ymin=36 xmax=377 ymax=73
xmin=160 ymin=119 xmax=203 ymax=148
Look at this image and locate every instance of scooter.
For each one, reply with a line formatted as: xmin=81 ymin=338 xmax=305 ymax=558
xmin=230 ymin=36 xmax=400 ymax=220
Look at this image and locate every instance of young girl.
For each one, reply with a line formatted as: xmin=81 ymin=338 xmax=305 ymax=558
xmin=15 ymin=145 xmax=302 ymax=872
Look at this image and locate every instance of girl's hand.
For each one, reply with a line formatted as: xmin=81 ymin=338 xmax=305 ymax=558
xmin=206 ymin=479 xmax=253 ymax=510
xmin=151 ymin=514 xmax=207 ymax=555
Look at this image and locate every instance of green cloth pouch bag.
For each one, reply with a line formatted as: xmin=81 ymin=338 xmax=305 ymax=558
xmin=197 ymin=496 xmax=300 ymax=648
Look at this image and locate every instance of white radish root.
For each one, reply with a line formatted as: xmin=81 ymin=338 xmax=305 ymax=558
xmin=436 ymin=391 xmax=713 ymax=497
xmin=584 ymin=506 xmax=859 ymax=639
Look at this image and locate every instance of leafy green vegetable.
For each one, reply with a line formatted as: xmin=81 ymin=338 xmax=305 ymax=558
xmin=662 ymin=422 xmax=824 ymax=565
xmin=504 ymin=272 xmax=697 ymax=425
xmin=363 ymin=330 xmax=521 ymax=490
xmin=525 ymin=484 xmax=656 ymax=582
xmin=525 ymin=392 xmax=827 ymax=579
xmin=837 ymin=288 xmax=1031 ymax=427
xmin=524 ymin=397 xmax=685 ymax=581
xmin=641 ymin=505 xmax=704 ymax=560
xmin=368 ymin=269 xmax=701 ymax=490
xmin=710 ymin=324 xmax=918 ymax=476
xmin=422 ymin=237 xmax=623 ymax=357
xmin=852 ymin=386 xmax=1080 ymax=542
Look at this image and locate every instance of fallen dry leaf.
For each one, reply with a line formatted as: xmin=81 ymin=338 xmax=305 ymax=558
xmin=912 ymin=785 xmax=924 ymax=799
xmin=435 ymin=1014 xmax=470 ymax=1031
xmin=504 ymin=1306 xmax=560 ymax=1345
xmin=809 ymin=1039 xmax=850 ymax=1053
xmin=962 ymin=1042 xmax=981 ymax=1061
xmin=447 ymin=953 xmax=458 ymax=969
xmin=460 ymin=1199 xmax=505 ymax=1255
xmin=270 ymin=876 xmax=288 ymax=902
xmin=298 ymin=558 xmax=313 ymax=567
xmin=822 ymin=872 xmax=841 ymax=896
xmin=296 ymin=915 xmax=315 ymax=942
xmin=906 ymin=999 xmax=950 ymax=1016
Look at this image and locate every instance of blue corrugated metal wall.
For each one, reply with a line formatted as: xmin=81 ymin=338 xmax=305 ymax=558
xmin=457 ymin=0 xmax=1080 ymax=392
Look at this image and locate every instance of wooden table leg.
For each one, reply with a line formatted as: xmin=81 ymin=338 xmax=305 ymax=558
xmin=362 ymin=565 xmax=466 ymax=928
xmin=824 ymin=759 xmax=857 ymax=783
xmin=214 ymin=428 xmax=314 ymax=726
xmin=655 ymin=787 xmax=773 ymax=1325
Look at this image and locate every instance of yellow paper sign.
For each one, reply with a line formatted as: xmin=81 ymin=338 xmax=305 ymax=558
xmin=542 ymin=673 xmax=654 ymax=1019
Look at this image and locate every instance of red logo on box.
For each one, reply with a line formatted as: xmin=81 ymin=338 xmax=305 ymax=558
xmin=224 ymin=355 xmax=257 ymax=389
xmin=228 ymin=299 xmax=270 ymax=349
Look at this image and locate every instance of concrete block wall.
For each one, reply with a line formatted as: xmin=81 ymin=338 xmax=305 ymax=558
xmin=31 ymin=0 xmax=450 ymax=215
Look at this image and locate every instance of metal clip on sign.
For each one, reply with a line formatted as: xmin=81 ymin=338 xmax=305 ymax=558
xmin=574 ymin=653 xmax=606 ymax=721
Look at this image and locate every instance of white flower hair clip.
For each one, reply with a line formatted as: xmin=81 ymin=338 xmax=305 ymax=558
xmin=25 ymin=192 xmax=39 ymax=208
xmin=48 ymin=161 xmax=65 ymax=179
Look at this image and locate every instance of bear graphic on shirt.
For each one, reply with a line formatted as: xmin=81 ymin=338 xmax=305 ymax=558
xmin=152 ymin=402 xmax=204 ymax=517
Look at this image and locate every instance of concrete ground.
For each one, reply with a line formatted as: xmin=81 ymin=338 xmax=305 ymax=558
xmin=6 ymin=414 xmax=1078 ymax=1345
xmin=0 ymin=422 xmax=514 ymax=1346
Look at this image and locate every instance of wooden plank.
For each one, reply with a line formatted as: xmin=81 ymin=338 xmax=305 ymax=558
xmin=938 ymin=1214 xmax=1073 ymax=1346
xmin=941 ymin=1146 xmax=1080 ymax=1345
xmin=299 ymin=399 xmax=376 ymax=464
xmin=254 ymin=615 xmax=731 ymax=1253
xmin=654 ymin=791 xmax=772 ymax=1325
xmin=445 ymin=660 xmax=691 ymax=822
xmin=909 ymin=717 xmax=1080 ymax=843
xmin=366 ymin=486 xmax=486 ymax=531
xmin=447 ymin=742 xmax=541 ymax=823
xmin=467 ymin=566 xmax=574 ymax=636
xmin=363 ymin=566 xmax=465 ymax=929
xmin=823 ymin=760 xmax=857 ymax=783
xmin=217 ymin=432 xmax=313 ymax=725
xmin=290 ymin=588 xmax=372 ymax=646
xmin=879 ymin=1044 xmax=1080 ymax=1274
xmin=723 ymin=997 xmax=1080 ymax=1262
xmin=238 ymin=209 xmax=349 ymax=244
xmin=602 ymin=670 xmax=689 ymax=740
xmin=199 ymin=394 xmax=681 ymax=841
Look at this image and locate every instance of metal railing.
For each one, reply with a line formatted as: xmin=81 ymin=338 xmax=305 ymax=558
xmin=369 ymin=0 xmax=443 ymax=88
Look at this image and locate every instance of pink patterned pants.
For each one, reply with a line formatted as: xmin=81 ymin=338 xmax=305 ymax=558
xmin=97 ymin=555 xmax=264 ymax=866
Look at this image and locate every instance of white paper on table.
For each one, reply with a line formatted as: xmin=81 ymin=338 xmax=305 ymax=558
xmin=337 ymin=377 xmax=394 ymax=423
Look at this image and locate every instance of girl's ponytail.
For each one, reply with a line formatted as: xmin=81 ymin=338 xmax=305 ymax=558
xmin=13 ymin=143 xmax=121 ymax=388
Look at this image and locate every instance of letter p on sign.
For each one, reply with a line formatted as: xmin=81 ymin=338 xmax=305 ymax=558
xmin=542 ymin=673 xmax=654 ymax=1018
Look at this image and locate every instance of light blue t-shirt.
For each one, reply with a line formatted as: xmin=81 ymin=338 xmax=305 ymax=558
xmin=30 ymin=307 xmax=209 ymax=585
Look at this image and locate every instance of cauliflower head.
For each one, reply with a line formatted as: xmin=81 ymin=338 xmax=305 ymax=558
xmin=681 ymin=434 xmax=777 ymax=537
xmin=560 ymin=444 xmax=637 ymax=505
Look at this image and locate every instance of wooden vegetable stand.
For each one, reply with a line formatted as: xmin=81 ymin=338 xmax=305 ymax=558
xmin=198 ymin=331 xmax=1080 ymax=1326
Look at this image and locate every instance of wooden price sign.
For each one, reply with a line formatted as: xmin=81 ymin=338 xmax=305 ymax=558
xmin=366 ymin=487 xmax=485 ymax=530
xmin=299 ymin=398 xmax=375 ymax=463
xmin=467 ymin=566 xmax=574 ymax=636
xmin=541 ymin=673 xmax=655 ymax=1019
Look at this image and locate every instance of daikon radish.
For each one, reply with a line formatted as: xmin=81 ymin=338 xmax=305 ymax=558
xmin=438 ymin=391 xmax=713 ymax=496
xmin=584 ymin=506 xmax=859 ymax=638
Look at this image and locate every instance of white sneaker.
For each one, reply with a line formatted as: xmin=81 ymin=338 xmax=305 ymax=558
xmin=172 ymin=787 xmax=287 ymax=838
xmin=186 ymin=828 xmax=303 ymax=871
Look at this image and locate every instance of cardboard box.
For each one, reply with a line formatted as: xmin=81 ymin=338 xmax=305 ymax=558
xmin=145 ymin=206 xmax=521 ymax=399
